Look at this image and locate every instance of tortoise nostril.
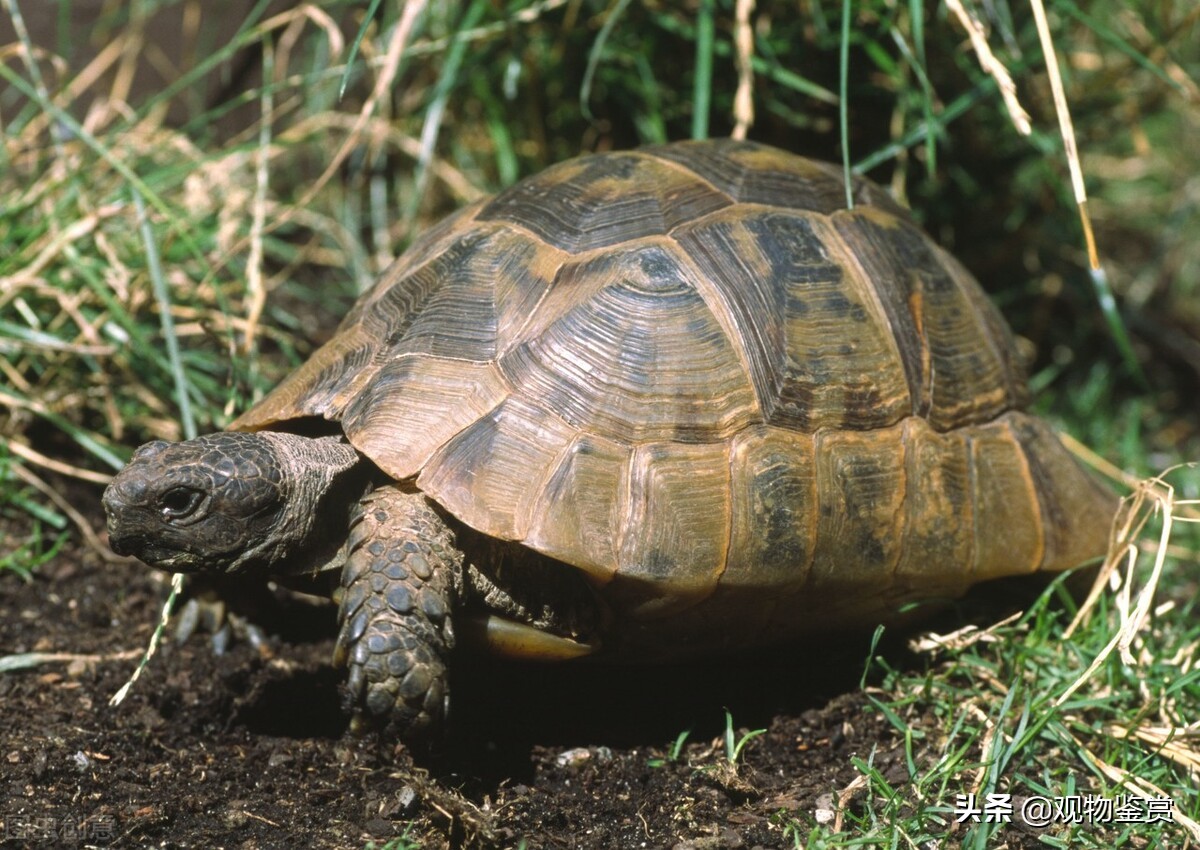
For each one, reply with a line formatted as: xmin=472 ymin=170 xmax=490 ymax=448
xmin=104 ymin=470 xmax=167 ymax=512
xmin=111 ymin=476 xmax=144 ymax=504
xmin=102 ymin=478 xmax=135 ymax=509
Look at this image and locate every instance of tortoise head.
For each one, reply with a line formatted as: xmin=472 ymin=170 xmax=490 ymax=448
xmin=103 ymin=431 xmax=363 ymax=575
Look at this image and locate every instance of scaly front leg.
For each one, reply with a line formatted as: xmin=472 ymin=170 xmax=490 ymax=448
xmin=334 ymin=486 xmax=462 ymax=737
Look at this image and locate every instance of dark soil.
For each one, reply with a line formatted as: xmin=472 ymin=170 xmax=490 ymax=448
xmin=2 ymin=513 xmax=1056 ymax=849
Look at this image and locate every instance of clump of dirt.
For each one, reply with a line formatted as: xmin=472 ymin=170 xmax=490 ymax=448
xmin=2 ymin=516 xmax=1051 ymax=848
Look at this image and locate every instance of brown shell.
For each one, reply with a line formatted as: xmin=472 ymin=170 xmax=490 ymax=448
xmin=234 ymin=139 xmax=1113 ymax=629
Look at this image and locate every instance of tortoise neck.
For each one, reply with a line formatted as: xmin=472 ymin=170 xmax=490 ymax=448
xmin=255 ymin=432 xmax=372 ymax=578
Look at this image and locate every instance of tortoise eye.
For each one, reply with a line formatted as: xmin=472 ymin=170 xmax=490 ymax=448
xmin=160 ymin=486 xmax=203 ymax=519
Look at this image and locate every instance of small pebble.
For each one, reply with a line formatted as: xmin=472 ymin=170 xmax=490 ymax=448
xmin=814 ymin=792 xmax=836 ymax=825
xmin=555 ymin=746 xmax=614 ymax=768
xmin=396 ymin=785 xmax=417 ymax=812
xmin=555 ymin=747 xmax=593 ymax=768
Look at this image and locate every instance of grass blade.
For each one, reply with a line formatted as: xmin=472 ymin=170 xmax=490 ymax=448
xmin=340 ymin=0 xmax=385 ymax=100
xmin=692 ymin=0 xmax=715 ymax=140
xmin=839 ymin=0 xmax=853 ymax=208
xmin=406 ymin=0 xmax=488 ymax=224
xmin=581 ymin=0 xmax=635 ymax=121
xmin=133 ymin=189 xmax=196 ymax=441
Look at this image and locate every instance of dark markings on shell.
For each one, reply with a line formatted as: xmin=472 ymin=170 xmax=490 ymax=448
xmin=830 ymin=209 xmax=1024 ymax=429
xmin=731 ymin=434 xmax=815 ymax=574
xmin=752 ymin=212 xmax=911 ymax=430
xmin=644 ymin=139 xmax=910 ymax=217
xmin=808 ymin=429 xmax=907 ymax=589
xmin=478 ymin=152 xmax=731 ymax=254
xmin=378 ymin=229 xmax=501 ymax=360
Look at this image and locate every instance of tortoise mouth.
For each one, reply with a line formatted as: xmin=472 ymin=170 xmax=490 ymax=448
xmin=106 ymin=529 xmax=205 ymax=572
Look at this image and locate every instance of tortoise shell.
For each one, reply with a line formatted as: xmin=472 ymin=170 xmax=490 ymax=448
xmin=234 ymin=139 xmax=1112 ymax=640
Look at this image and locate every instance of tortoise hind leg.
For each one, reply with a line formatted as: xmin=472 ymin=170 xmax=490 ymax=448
xmin=334 ymin=486 xmax=463 ymax=738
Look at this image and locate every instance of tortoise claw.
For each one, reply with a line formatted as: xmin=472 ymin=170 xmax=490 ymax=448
xmin=172 ymin=595 xmax=270 ymax=658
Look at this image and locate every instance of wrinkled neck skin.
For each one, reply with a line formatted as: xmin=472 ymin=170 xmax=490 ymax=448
xmin=245 ymin=433 xmax=373 ymax=578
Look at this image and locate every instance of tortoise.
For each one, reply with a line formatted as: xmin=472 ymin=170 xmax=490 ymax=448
xmin=103 ymin=139 xmax=1115 ymax=738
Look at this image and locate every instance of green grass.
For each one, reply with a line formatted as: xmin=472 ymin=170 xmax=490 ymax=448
xmin=1 ymin=0 xmax=1197 ymax=844
xmin=647 ymin=728 xmax=693 ymax=768
xmin=364 ymin=828 xmax=422 ymax=850
xmin=723 ymin=709 xmax=768 ymax=765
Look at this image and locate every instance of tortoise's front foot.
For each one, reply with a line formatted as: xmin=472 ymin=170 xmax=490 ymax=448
xmin=334 ymin=486 xmax=462 ymax=738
